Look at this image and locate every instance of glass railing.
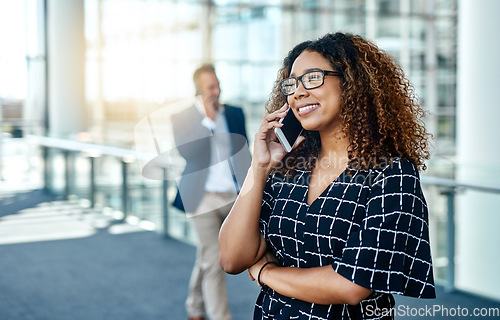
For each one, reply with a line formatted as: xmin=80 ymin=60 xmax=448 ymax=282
xmin=25 ymin=135 xmax=196 ymax=244
xmin=419 ymin=176 xmax=500 ymax=293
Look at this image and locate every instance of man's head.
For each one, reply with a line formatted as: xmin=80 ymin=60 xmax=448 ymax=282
xmin=193 ymin=64 xmax=221 ymax=116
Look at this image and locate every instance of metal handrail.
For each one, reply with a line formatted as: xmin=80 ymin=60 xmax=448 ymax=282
xmin=421 ymin=175 xmax=500 ymax=194
xmin=27 ymin=135 xmax=152 ymax=160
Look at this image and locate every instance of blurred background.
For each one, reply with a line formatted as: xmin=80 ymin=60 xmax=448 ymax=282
xmin=0 ymin=0 xmax=499 ymax=314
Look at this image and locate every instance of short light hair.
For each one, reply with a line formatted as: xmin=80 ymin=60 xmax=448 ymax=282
xmin=193 ymin=63 xmax=216 ymax=88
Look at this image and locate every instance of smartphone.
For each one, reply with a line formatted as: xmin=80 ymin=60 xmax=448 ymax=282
xmin=274 ymin=108 xmax=304 ymax=153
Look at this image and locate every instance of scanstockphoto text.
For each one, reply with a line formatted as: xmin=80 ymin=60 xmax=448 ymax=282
xmin=364 ymin=304 xmax=500 ymax=318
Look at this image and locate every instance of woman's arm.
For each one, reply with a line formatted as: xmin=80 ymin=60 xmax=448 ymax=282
xmin=249 ymin=258 xmax=373 ymax=305
xmin=219 ymin=105 xmax=291 ymax=274
xmin=219 ymin=166 xmax=270 ymax=274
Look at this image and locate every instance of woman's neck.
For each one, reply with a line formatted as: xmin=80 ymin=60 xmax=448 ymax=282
xmin=317 ymin=129 xmax=350 ymax=168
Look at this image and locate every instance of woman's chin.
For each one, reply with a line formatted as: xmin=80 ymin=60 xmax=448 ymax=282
xmin=300 ymin=120 xmax=320 ymax=132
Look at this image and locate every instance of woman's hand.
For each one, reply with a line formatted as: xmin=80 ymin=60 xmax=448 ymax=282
xmin=248 ymin=251 xmax=279 ymax=286
xmin=252 ymin=104 xmax=289 ymax=174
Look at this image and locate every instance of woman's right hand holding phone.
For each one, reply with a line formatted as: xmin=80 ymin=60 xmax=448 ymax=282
xmin=252 ymin=104 xmax=289 ymax=175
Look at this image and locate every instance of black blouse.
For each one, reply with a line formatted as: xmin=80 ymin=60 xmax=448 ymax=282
xmin=256 ymin=158 xmax=435 ymax=320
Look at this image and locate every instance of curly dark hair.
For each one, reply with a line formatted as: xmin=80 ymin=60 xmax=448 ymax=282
xmin=266 ymin=32 xmax=431 ymax=175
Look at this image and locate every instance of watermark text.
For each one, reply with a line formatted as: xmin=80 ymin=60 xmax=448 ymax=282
xmin=365 ymin=304 xmax=500 ymax=318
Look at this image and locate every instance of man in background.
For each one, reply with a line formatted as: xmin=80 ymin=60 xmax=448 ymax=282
xmin=172 ymin=64 xmax=251 ymax=320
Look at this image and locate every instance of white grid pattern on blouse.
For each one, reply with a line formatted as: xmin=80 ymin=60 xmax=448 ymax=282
xmin=255 ymin=158 xmax=435 ymax=320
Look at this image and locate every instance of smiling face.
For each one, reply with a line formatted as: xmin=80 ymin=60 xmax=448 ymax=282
xmin=287 ymin=50 xmax=343 ymax=134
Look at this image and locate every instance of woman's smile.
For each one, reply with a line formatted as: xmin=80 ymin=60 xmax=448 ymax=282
xmin=297 ymin=103 xmax=320 ymax=116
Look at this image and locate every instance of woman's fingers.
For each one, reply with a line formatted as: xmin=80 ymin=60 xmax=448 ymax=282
xmin=294 ymin=135 xmax=306 ymax=148
xmin=259 ymin=105 xmax=288 ymax=129
xmin=264 ymin=120 xmax=283 ymax=132
xmin=259 ymin=114 xmax=284 ymax=130
xmin=255 ymin=120 xmax=282 ymax=141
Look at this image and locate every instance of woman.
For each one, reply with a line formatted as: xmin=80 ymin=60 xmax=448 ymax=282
xmin=219 ymin=32 xmax=435 ymax=320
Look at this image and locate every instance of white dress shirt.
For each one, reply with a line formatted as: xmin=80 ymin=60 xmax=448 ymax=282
xmin=195 ymin=97 xmax=237 ymax=194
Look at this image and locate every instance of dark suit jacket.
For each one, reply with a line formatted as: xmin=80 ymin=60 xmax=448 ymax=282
xmin=171 ymin=104 xmax=251 ymax=213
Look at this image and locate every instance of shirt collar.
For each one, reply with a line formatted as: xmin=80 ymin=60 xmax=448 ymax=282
xmin=195 ymin=96 xmax=225 ymax=117
xmin=195 ymin=96 xmax=225 ymax=131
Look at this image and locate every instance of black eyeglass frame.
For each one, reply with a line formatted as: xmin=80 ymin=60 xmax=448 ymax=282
xmin=280 ymin=69 xmax=342 ymax=96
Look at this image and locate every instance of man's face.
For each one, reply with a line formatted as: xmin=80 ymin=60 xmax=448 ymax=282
xmin=197 ymin=71 xmax=221 ymax=112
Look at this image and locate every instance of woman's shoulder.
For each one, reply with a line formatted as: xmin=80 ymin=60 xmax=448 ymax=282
xmin=373 ymin=157 xmax=419 ymax=176
xmin=360 ymin=157 xmax=421 ymax=190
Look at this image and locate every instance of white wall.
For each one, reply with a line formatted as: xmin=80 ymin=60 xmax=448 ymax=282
xmin=456 ymin=0 xmax=500 ymax=300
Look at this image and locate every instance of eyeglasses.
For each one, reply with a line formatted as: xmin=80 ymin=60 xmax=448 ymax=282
xmin=280 ymin=69 xmax=342 ymax=96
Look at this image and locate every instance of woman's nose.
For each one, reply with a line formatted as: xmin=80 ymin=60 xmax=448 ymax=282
xmin=293 ymin=79 xmax=309 ymax=98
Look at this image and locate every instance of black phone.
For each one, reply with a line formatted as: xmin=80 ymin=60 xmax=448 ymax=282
xmin=274 ymin=108 xmax=304 ymax=152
